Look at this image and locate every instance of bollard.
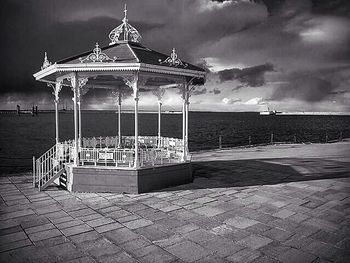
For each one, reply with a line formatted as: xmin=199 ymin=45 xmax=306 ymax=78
xmin=325 ymin=132 xmax=328 ymax=143
xmin=270 ymin=132 xmax=274 ymax=144
xmin=248 ymin=135 xmax=251 ymax=145
xmin=219 ymin=135 xmax=222 ymax=149
xmin=294 ymin=134 xmax=297 ymax=144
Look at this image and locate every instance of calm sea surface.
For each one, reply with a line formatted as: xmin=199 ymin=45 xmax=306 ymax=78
xmin=1 ymin=111 xmax=350 ymax=174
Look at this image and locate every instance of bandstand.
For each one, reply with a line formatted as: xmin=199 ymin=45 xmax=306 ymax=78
xmin=32 ymin=6 xmax=206 ymax=193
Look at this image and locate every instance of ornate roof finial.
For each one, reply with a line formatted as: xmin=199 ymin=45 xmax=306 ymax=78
xmin=79 ymin=42 xmax=117 ymax=63
xmin=158 ymin=48 xmax=188 ymax=68
xmin=109 ymin=4 xmax=142 ymax=44
xmin=41 ymin=52 xmax=51 ymax=70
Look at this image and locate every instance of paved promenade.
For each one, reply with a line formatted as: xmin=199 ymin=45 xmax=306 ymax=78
xmin=1 ymin=141 xmax=350 ymax=262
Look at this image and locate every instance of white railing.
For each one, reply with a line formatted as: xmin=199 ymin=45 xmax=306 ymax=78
xmin=80 ymin=148 xmax=135 ymax=167
xmin=43 ymin=136 xmax=186 ymax=169
xmin=33 ymin=140 xmax=74 ymax=190
xmin=80 ymin=136 xmax=183 ymax=150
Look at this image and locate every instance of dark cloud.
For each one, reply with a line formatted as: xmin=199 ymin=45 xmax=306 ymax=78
xmin=193 ymin=88 xmax=207 ymax=95
xmin=311 ymin=0 xmax=350 ymax=17
xmin=232 ymin=84 xmax=246 ymax=91
xmin=270 ymin=68 xmax=350 ymax=102
xmin=209 ymin=88 xmax=221 ymax=94
xmin=217 ymin=63 xmax=274 ymax=87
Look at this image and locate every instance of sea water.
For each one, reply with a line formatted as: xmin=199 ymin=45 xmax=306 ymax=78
xmin=1 ymin=111 xmax=350 ymax=174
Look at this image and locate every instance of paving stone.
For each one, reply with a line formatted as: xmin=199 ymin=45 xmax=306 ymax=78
xmin=98 ymin=251 xmax=138 ymax=263
xmin=263 ymin=227 xmax=294 ymax=242
xmin=0 ymin=209 xmax=34 ymax=221
xmin=61 ymin=224 xmax=93 ymax=237
xmin=69 ymin=230 xmax=101 ymax=244
xmin=56 ymin=219 xmax=84 ymax=230
xmin=48 ymin=242 xmax=85 ymax=262
xmin=166 ymin=240 xmax=210 ymax=262
xmin=123 ymin=218 xmax=153 ymax=229
xmin=202 ymin=236 xmax=245 ymax=257
xmin=237 ymin=234 xmax=273 ymax=249
xmin=103 ymin=227 xmax=139 ymax=244
xmin=66 ymin=256 xmax=96 ymax=263
xmin=82 ymin=238 xmax=121 ymax=258
xmin=184 ymin=228 xmax=217 ymax=244
xmin=226 ymin=247 xmax=261 ymax=263
xmin=0 ymin=238 xmax=32 ymax=253
xmin=273 ymin=209 xmax=296 ymax=219
xmin=277 ymin=247 xmax=317 ymax=263
xmin=193 ymin=206 xmax=225 ymax=217
xmin=28 ymin=228 xmax=62 ymax=242
xmin=94 ymin=222 xmax=124 ymax=233
xmin=86 ymin=217 xmax=115 ymax=228
xmin=134 ymin=224 xmax=169 ymax=241
xmin=140 ymin=248 xmax=176 ymax=263
xmin=25 ymin=223 xmax=55 ymax=234
xmin=224 ymin=216 xmax=259 ymax=229
xmin=0 ymin=231 xmax=28 ymax=244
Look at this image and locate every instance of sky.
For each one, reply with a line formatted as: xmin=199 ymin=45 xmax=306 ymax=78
xmin=1 ymin=0 xmax=350 ymax=112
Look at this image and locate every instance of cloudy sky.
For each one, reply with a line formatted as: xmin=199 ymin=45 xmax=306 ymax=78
xmin=1 ymin=0 xmax=350 ymax=112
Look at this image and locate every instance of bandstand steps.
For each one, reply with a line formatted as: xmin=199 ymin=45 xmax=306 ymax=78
xmin=39 ymin=168 xmax=65 ymax=191
xmin=59 ymin=171 xmax=68 ymax=189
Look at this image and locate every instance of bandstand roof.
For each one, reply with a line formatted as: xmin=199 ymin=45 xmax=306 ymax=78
xmin=33 ymin=5 xmax=206 ymax=88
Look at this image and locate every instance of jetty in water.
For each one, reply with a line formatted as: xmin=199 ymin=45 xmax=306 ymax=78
xmin=0 ymin=105 xmax=39 ymax=116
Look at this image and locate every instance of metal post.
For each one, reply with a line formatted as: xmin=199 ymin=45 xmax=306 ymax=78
xmin=340 ymin=131 xmax=343 ymax=142
xmin=78 ymin=100 xmax=82 ymax=147
xmin=134 ymin=95 xmax=139 ymax=168
xmin=54 ymin=81 xmax=62 ymax=144
xmin=294 ymin=134 xmax=297 ymax=143
xmin=118 ymin=94 xmax=122 ymax=147
xmin=54 ymin=99 xmax=59 ymax=144
xmin=325 ymin=132 xmax=328 ymax=143
xmin=182 ymin=89 xmax=186 ymax=161
xmin=73 ymin=73 xmax=79 ymax=166
xmin=158 ymin=101 xmax=162 ymax=148
xmin=185 ymin=99 xmax=189 ymax=156
xmin=32 ymin=156 xmax=35 ymax=187
xmin=248 ymin=135 xmax=251 ymax=146
xmin=219 ymin=135 xmax=222 ymax=149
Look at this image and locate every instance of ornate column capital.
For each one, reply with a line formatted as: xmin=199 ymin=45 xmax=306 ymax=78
xmin=122 ymin=73 xmax=140 ymax=100
xmin=49 ymin=81 xmax=63 ymax=102
xmin=152 ymin=88 xmax=165 ymax=104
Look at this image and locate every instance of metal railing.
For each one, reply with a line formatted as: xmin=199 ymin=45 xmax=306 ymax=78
xmin=33 ymin=143 xmax=71 ymax=190
xmin=81 ymin=136 xmax=183 ymax=150
xmin=57 ymin=136 xmax=185 ymax=168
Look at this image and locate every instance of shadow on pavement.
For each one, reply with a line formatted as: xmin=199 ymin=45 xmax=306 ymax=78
xmin=186 ymin=157 xmax=350 ymax=189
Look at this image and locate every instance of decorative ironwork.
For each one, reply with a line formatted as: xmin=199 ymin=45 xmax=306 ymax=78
xmin=159 ymin=48 xmax=188 ymax=68
xmin=48 ymin=81 xmax=63 ymax=101
xmin=78 ymin=77 xmax=88 ymax=87
xmin=79 ymin=43 xmax=117 ymax=63
xmin=109 ymin=4 xmax=142 ymax=44
xmin=41 ymin=52 xmax=51 ymax=70
xmin=152 ymin=88 xmax=166 ymax=102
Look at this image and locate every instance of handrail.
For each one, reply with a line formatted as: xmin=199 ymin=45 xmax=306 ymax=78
xmin=33 ymin=142 xmax=72 ymax=190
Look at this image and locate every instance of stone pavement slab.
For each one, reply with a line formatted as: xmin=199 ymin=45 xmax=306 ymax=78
xmin=1 ymin=141 xmax=350 ymax=262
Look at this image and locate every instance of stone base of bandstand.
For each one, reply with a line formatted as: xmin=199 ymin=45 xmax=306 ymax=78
xmin=63 ymin=162 xmax=193 ymax=194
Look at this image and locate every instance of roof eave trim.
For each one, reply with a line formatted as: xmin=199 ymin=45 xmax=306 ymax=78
xmin=33 ymin=62 xmax=206 ymax=81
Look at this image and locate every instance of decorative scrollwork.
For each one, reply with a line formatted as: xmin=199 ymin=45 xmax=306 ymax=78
xmin=41 ymin=52 xmax=51 ymax=70
xmin=109 ymin=4 xmax=142 ymax=44
xmin=159 ymin=48 xmax=188 ymax=68
xmin=79 ymin=43 xmax=116 ymax=63
xmin=152 ymin=88 xmax=166 ymax=102
xmin=78 ymin=77 xmax=88 ymax=87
